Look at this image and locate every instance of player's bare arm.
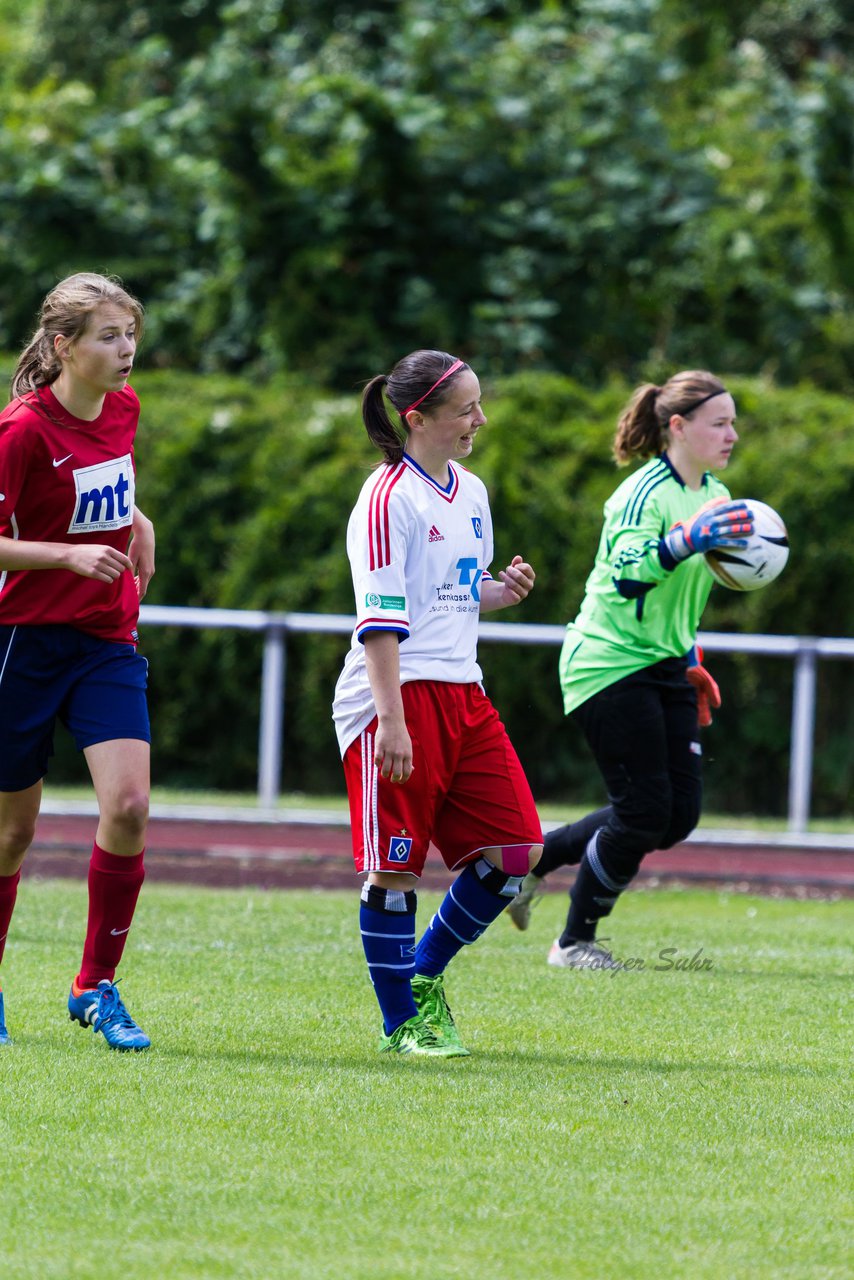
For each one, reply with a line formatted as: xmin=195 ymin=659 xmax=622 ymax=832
xmin=364 ymin=630 xmax=414 ymax=784
xmin=129 ymin=507 xmax=156 ymax=599
xmin=0 ymin=534 xmax=133 ymax=582
xmin=480 ymin=555 xmax=536 ymax=612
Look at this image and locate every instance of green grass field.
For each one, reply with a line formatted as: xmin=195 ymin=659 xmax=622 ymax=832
xmin=1 ymin=880 xmax=850 ymax=1280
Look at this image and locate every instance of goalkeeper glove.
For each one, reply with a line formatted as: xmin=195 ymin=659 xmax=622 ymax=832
xmin=660 ymin=498 xmax=753 ymax=569
xmin=686 ymin=644 xmax=720 ymax=728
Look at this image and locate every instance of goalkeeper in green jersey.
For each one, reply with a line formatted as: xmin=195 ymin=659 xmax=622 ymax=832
xmin=507 ymin=370 xmax=754 ymax=967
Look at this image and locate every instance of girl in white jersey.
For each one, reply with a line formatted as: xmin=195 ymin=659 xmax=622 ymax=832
xmin=0 ymin=273 xmax=155 ymax=1050
xmin=507 ymin=371 xmax=753 ymax=967
xmin=333 ymin=349 xmax=543 ymax=1057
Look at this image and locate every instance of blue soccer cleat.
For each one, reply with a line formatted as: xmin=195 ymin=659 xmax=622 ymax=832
xmin=68 ymin=979 xmax=150 ymax=1051
xmin=0 ymin=988 xmax=10 ymax=1046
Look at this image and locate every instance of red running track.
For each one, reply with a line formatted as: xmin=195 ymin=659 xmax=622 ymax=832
xmin=22 ymin=812 xmax=854 ymax=899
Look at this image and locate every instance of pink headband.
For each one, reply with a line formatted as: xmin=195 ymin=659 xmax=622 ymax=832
xmin=399 ymin=358 xmax=464 ymax=419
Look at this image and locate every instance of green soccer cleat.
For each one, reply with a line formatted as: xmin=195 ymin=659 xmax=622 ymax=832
xmin=506 ymin=871 xmax=546 ymax=931
xmin=379 ymin=1012 xmax=468 ymax=1058
xmin=411 ymin=973 xmax=470 ymax=1056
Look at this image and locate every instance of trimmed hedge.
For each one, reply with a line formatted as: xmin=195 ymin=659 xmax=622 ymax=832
xmin=5 ymin=363 xmax=852 ymax=816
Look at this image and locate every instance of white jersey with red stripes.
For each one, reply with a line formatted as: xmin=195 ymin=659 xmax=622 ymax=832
xmin=333 ymin=452 xmax=494 ymax=756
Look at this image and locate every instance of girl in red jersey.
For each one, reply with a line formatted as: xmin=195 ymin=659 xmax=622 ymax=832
xmin=0 ymin=273 xmax=155 ymax=1050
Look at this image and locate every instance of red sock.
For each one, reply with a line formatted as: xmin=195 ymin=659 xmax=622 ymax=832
xmin=0 ymin=870 xmax=21 ymax=969
xmin=77 ymin=844 xmax=145 ymax=989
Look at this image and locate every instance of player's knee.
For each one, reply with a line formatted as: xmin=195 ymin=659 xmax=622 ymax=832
xmin=367 ymin=870 xmax=419 ymax=891
xmin=104 ymin=788 xmax=150 ymax=843
xmin=612 ymin=786 xmax=673 ymax=854
xmin=658 ymin=794 xmax=701 ymax=849
xmin=0 ymin=815 xmax=37 ymax=868
xmin=475 ymin=845 xmax=543 ymax=901
xmin=484 ymin=843 xmax=542 ymax=876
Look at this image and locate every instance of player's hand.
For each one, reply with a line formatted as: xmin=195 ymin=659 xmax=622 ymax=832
xmin=129 ymin=509 xmax=156 ymax=599
xmin=496 ymin=555 xmax=536 ymax=606
xmin=661 ymin=499 xmax=753 ymax=566
xmin=66 ymin=544 xmax=134 ymax=583
xmin=686 ymin=644 xmax=721 ymax=728
xmin=374 ymin=717 xmax=414 ymax=784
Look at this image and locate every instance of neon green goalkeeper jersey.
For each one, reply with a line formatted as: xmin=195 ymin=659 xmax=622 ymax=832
xmin=559 ymin=453 xmax=730 ymax=714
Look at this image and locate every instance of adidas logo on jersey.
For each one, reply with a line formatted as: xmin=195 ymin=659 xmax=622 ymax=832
xmin=428 ymin=525 xmax=445 ymax=542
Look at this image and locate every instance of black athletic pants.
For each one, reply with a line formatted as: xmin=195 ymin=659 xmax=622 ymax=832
xmin=572 ymin=655 xmax=703 ymax=884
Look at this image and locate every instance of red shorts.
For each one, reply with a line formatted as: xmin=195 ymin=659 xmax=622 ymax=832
xmin=342 ymin=680 xmax=542 ymax=877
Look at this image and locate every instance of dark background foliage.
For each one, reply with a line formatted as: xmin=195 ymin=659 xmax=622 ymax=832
xmin=11 ymin=365 xmax=844 ymax=818
xmin=0 ymin=0 xmax=852 ymax=815
xmin=1 ymin=0 xmax=854 ymax=388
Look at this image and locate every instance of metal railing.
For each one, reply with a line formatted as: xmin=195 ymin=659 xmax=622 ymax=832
xmin=139 ymin=605 xmax=854 ymax=832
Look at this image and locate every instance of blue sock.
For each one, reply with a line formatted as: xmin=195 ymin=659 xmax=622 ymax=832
xmin=414 ymin=858 xmax=518 ymax=978
xmin=359 ymin=884 xmax=418 ymax=1035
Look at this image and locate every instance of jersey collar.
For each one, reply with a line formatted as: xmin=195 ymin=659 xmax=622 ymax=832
xmin=402 ymin=452 xmax=460 ymax=501
xmin=660 ymin=450 xmax=711 ymax=490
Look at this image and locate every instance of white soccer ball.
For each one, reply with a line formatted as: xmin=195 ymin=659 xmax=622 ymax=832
xmin=704 ymin=499 xmax=789 ymax=592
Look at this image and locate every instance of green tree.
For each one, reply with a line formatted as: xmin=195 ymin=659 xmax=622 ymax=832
xmin=95 ymin=363 xmax=851 ymax=814
xmin=1 ymin=0 xmax=853 ymax=385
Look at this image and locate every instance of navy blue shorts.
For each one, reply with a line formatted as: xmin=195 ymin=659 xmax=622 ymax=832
xmin=0 ymin=624 xmax=150 ymax=791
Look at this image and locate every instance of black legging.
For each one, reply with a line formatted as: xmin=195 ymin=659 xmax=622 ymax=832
xmin=573 ymin=655 xmax=702 ymax=883
xmin=542 ymin=657 xmax=703 ymax=945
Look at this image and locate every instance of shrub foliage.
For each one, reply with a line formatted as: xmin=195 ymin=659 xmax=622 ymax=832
xmin=118 ymin=368 xmax=852 ymax=817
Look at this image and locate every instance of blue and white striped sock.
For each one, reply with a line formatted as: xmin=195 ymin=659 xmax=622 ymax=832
xmin=414 ymin=858 xmax=514 ymax=978
xmin=359 ymin=883 xmax=418 ymax=1036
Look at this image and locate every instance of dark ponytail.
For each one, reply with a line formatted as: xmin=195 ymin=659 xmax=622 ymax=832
xmin=613 ymin=370 xmax=727 ymax=464
xmin=361 ymin=374 xmax=407 ymax=465
xmin=613 ymin=384 xmax=662 ymax=463
xmin=361 ymin=349 xmax=468 ymax=465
